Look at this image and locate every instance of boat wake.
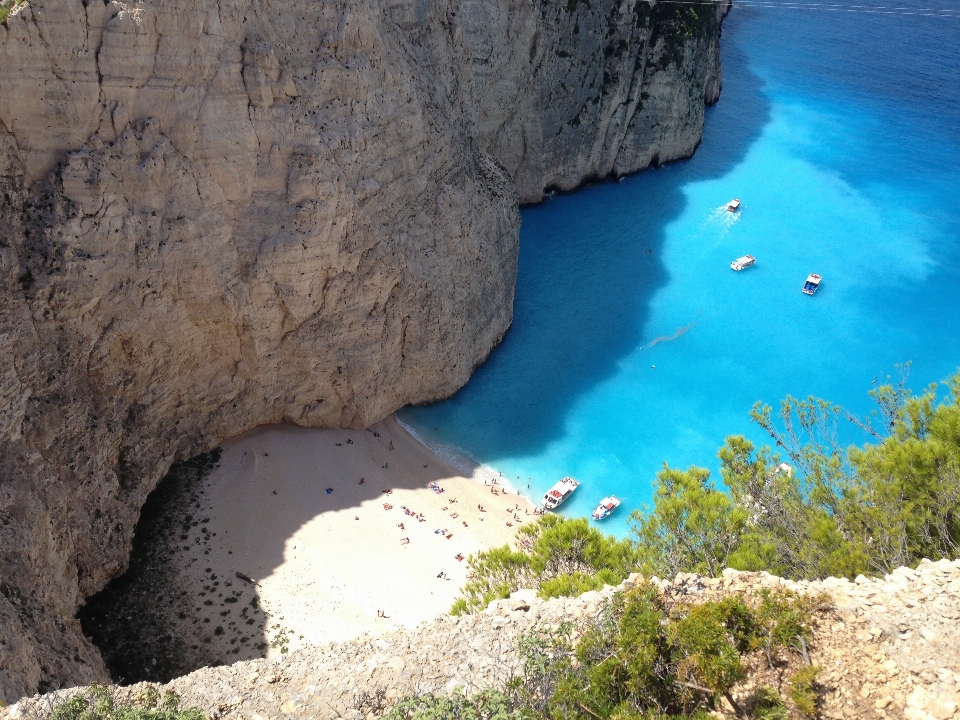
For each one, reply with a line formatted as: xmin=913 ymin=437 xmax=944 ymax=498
xmin=708 ymin=205 xmax=741 ymax=230
xmin=642 ymin=321 xmax=697 ymax=349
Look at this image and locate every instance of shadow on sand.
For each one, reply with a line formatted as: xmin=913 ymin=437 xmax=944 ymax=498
xmin=77 ymin=420 xmax=526 ymax=684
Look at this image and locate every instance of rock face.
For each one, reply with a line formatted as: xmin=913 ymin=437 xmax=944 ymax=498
xmin=0 ymin=0 xmax=727 ymax=703
xmin=7 ymin=561 xmax=960 ymax=720
xmin=467 ymin=0 xmax=727 ymax=203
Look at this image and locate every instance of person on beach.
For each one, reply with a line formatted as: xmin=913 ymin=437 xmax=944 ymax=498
xmin=400 ymin=537 xmax=409 ymax=544
xmin=359 ymin=478 xmax=365 ymax=485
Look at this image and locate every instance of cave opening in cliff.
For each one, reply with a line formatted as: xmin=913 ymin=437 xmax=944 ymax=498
xmin=77 ymin=449 xmax=273 ymax=684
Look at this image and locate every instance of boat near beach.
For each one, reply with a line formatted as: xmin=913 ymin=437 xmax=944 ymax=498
xmin=591 ymin=496 xmax=621 ymax=521
xmin=542 ymin=477 xmax=580 ymax=510
xmin=730 ymin=254 xmax=756 ymax=271
xmin=726 ymin=198 xmax=741 ymax=212
xmin=802 ymin=273 xmax=822 ymax=295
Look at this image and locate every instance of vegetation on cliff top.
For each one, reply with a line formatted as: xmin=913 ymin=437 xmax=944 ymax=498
xmin=395 ymin=584 xmax=824 ymax=719
xmin=453 ymin=368 xmax=960 ymax=613
xmin=0 ymin=0 xmax=24 ymax=26
xmin=52 ymin=686 xmax=202 ymax=720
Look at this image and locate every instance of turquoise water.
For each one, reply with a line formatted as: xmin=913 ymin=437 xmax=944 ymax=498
xmin=400 ymin=1 xmax=960 ymax=533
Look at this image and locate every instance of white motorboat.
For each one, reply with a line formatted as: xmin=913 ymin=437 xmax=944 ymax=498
xmin=726 ymin=198 xmax=741 ymax=212
xmin=542 ymin=477 xmax=580 ymax=510
xmin=802 ymin=273 xmax=822 ymax=295
xmin=730 ymin=254 xmax=756 ymax=271
xmin=591 ymin=496 xmax=621 ymax=521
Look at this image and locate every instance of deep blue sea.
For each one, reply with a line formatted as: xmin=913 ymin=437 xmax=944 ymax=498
xmin=400 ymin=1 xmax=960 ymax=533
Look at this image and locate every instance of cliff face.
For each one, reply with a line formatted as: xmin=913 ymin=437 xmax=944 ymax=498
xmin=0 ymin=0 xmax=726 ymax=703
xmin=465 ymin=0 xmax=726 ymax=202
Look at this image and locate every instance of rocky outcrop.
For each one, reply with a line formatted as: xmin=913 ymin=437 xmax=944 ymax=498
xmin=467 ymin=0 xmax=728 ymax=202
xmin=0 ymin=0 xmax=727 ymax=703
xmin=6 ymin=560 xmax=960 ymax=720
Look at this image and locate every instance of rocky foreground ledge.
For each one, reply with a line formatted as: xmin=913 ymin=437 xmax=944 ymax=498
xmin=6 ymin=560 xmax=959 ymax=720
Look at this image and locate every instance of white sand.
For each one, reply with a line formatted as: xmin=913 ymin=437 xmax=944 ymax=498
xmin=190 ymin=415 xmax=536 ymax=658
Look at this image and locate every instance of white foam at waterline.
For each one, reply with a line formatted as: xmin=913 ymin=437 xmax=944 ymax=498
xmin=395 ymin=415 xmax=528 ymax=501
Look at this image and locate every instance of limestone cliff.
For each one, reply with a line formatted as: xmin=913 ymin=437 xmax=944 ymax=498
xmin=466 ymin=0 xmax=727 ymax=202
xmin=0 ymin=0 xmax=727 ymax=703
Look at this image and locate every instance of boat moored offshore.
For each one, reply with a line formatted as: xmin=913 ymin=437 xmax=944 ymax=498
xmin=591 ymin=496 xmax=621 ymax=521
xmin=802 ymin=273 xmax=822 ymax=295
xmin=726 ymin=198 xmax=741 ymax=212
xmin=730 ymin=254 xmax=756 ymax=271
xmin=542 ymin=477 xmax=580 ymax=510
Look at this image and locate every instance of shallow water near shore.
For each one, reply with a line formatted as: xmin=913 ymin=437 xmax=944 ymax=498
xmin=400 ymin=1 xmax=960 ymax=533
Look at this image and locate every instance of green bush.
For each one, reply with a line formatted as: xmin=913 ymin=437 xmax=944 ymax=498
xmin=743 ymin=687 xmax=788 ymax=720
xmin=788 ymin=665 xmax=822 ymax=718
xmin=52 ymin=685 xmax=204 ymax=720
xmin=452 ymin=515 xmax=640 ymax=615
xmin=0 ymin=0 xmax=24 ymax=25
xmin=630 ymin=465 xmax=748 ymax=578
xmin=382 ymin=688 xmax=522 ymax=720
xmin=632 ymin=368 xmax=960 ymax=583
xmin=409 ymin=585 xmax=823 ymax=719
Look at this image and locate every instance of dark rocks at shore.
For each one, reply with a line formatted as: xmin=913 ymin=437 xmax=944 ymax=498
xmin=77 ymin=449 xmax=271 ymax=685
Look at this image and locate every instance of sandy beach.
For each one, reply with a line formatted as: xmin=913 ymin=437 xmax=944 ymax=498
xmin=174 ymin=415 xmax=536 ymax=660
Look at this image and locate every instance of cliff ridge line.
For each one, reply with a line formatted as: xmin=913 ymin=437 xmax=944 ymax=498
xmin=5 ymin=560 xmax=959 ymax=720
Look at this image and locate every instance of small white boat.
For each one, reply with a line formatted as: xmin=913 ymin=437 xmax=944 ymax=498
xmin=726 ymin=198 xmax=741 ymax=212
xmin=591 ymin=496 xmax=621 ymax=521
xmin=801 ymin=273 xmax=822 ymax=295
xmin=730 ymin=254 xmax=756 ymax=271
xmin=542 ymin=477 xmax=580 ymax=510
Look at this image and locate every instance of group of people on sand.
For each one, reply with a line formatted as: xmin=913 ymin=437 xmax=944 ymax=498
xmin=484 ymin=476 xmax=526 ymax=497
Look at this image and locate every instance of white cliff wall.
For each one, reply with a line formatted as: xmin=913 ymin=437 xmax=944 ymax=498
xmin=464 ymin=0 xmax=728 ymax=203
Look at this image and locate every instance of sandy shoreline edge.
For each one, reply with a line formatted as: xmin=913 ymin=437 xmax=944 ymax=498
xmin=394 ymin=414 xmax=526 ymax=498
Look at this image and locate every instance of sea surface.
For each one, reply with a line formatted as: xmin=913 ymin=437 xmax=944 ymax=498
xmin=399 ymin=0 xmax=960 ymax=534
